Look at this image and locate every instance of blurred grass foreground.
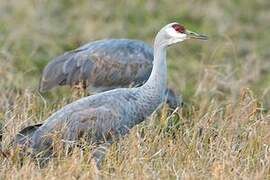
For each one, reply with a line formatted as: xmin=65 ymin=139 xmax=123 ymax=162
xmin=0 ymin=0 xmax=269 ymax=179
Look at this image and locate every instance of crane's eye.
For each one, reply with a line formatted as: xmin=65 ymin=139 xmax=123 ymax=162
xmin=172 ymin=24 xmax=185 ymax=33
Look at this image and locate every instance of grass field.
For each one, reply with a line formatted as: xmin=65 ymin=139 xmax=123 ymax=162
xmin=0 ymin=0 xmax=270 ymax=179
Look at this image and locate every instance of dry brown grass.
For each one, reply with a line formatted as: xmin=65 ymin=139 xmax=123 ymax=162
xmin=1 ymin=88 xmax=269 ymax=179
xmin=0 ymin=0 xmax=270 ymax=179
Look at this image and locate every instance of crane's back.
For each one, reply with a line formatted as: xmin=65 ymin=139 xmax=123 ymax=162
xmin=39 ymin=39 xmax=154 ymax=92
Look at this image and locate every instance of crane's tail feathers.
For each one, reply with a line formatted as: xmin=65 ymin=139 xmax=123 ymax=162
xmin=38 ymin=53 xmax=71 ymax=92
xmin=165 ymin=88 xmax=183 ymax=110
xmin=0 ymin=123 xmax=43 ymax=160
xmin=14 ymin=123 xmax=43 ymax=146
xmin=39 ymin=50 xmax=94 ymax=92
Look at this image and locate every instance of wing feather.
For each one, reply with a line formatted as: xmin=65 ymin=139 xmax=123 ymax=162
xmin=39 ymin=39 xmax=153 ymax=92
xmin=63 ymin=106 xmax=118 ymax=142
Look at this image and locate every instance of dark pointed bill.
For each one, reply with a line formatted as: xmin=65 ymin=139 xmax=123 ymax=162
xmin=186 ymin=30 xmax=208 ymax=40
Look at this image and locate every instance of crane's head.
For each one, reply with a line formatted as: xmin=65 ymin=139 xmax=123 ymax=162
xmin=156 ymin=22 xmax=207 ymax=47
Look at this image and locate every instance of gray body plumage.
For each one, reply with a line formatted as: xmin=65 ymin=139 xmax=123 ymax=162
xmin=30 ymin=87 xmax=161 ymax=153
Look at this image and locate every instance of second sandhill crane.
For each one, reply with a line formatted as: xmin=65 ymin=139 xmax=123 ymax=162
xmin=38 ymin=39 xmax=182 ymax=109
xmin=14 ymin=22 xmax=207 ymax=167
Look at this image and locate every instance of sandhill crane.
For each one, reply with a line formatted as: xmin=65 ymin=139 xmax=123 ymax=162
xmin=14 ymin=22 xmax=207 ymax=167
xmin=38 ymin=39 xmax=182 ymax=109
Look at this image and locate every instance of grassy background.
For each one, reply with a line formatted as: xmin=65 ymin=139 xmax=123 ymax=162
xmin=0 ymin=0 xmax=269 ymax=179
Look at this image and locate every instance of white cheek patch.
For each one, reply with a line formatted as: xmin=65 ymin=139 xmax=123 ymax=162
xmin=165 ymin=27 xmax=186 ymax=39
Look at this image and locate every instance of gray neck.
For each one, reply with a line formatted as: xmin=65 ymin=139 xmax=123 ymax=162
xmin=139 ymin=39 xmax=167 ymax=106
